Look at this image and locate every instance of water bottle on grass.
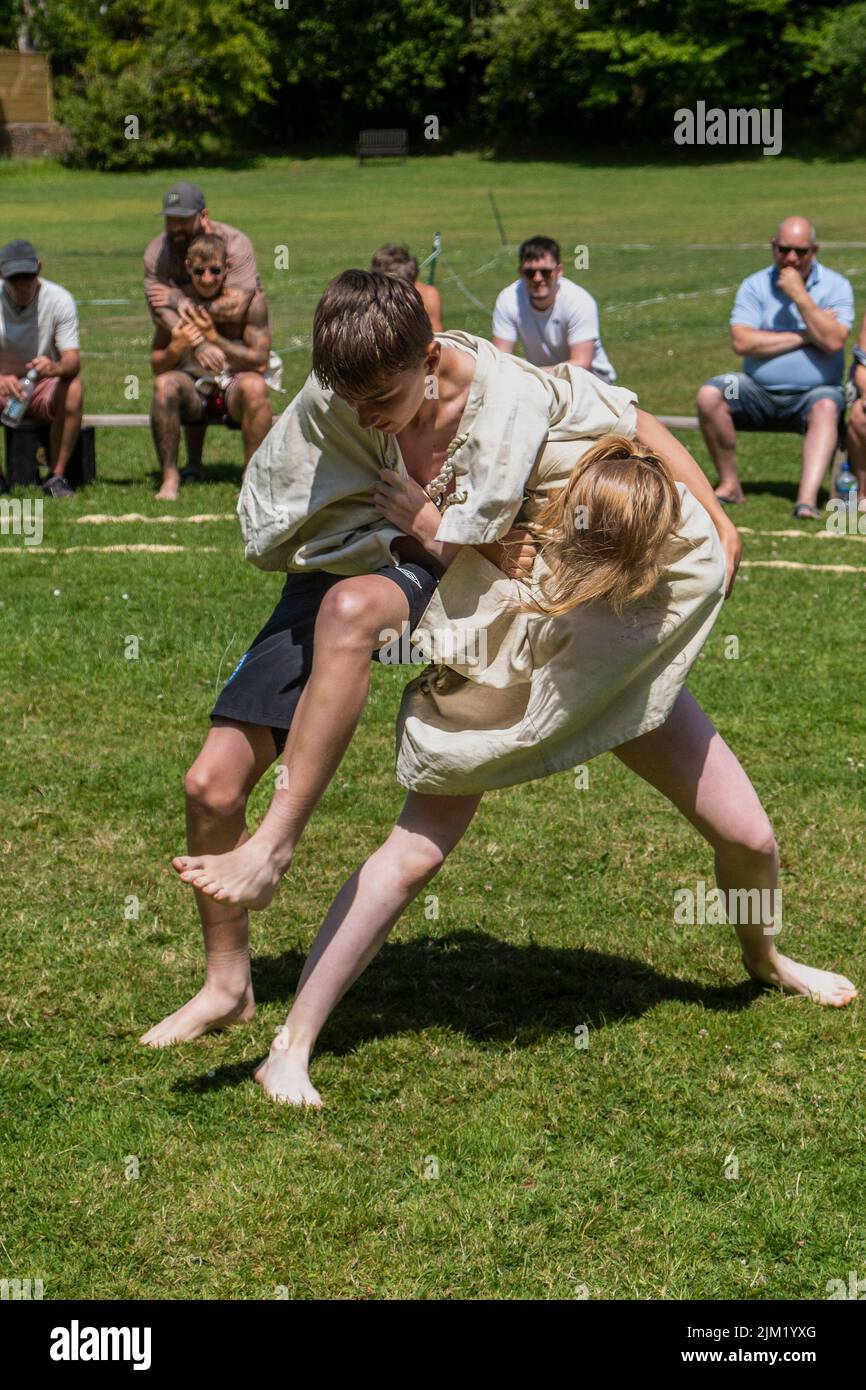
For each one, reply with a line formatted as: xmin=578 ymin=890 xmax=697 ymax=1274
xmin=835 ymin=457 xmax=858 ymax=502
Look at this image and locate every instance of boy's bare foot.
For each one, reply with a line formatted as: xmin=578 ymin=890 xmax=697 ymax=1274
xmin=254 ymin=1039 xmax=322 ymax=1107
xmin=172 ymin=838 xmax=288 ymax=910
xmin=743 ymin=951 xmax=857 ymax=1007
xmin=139 ymin=982 xmax=256 ymax=1047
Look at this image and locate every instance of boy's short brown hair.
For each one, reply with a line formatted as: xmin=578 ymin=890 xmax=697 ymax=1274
xmin=370 ymin=244 xmax=419 ymax=282
xmin=313 ymin=269 xmax=433 ymax=399
xmin=186 ymin=232 xmax=227 ymax=263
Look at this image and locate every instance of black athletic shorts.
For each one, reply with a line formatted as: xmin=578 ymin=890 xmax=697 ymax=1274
xmin=210 ymin=561 xmax=438 ymax=755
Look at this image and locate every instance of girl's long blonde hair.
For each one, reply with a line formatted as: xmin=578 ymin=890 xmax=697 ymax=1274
xmin=523 ymin=434 xmax=683 ymax=616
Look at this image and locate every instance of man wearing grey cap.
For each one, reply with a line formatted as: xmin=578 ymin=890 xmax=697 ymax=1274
xmin=144 ymin=182 xmax=261 ymax=479
xmin=0 ymin=240 xmax=83 ymax=498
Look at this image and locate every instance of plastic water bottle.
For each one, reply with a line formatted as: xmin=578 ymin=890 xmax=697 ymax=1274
xmin=835 ymin=457 xmax=858 ymax=502
xmin=1 ymin=367 xmax=39 ymax=428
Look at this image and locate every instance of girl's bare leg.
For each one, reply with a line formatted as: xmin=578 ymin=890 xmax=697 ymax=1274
xmin=255 ymin=792 xmax=482 ymax=1105
xmin=614 ymin=688 xmax=857 ymax=1006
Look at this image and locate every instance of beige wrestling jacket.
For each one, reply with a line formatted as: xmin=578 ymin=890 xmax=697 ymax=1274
xmin=238 ymin=332 xmax=727 ymax=793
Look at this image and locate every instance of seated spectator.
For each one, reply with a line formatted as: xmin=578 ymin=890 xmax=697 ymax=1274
xmin=841 ymin=315 xmax=866 ymax=512
xmin=371 ymin=244 xmax=443 ymax=331
xmin=491 ymin=234 xmax=616 ymax=382
xmin=149 ymin=234 xmax=273 ymax=500
xmin=0 ymin=239 xmax=82 ymax=499
xmin=696 ymin=216 xmax=853 ymax=520
xmin=144 ymin=182 xmax=261 ymax=481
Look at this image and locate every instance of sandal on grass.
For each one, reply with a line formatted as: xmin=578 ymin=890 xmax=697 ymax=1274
xmin=792 ymin=503 xmax=821 ymax=520
xmin=714 ymin=491 xmax=746 ymax=506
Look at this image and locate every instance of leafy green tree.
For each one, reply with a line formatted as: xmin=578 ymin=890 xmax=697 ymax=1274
xmin=54 ymin=0 xmax=275 ymax=168
xmin=806 ymin=3 xmax=866 ymax=150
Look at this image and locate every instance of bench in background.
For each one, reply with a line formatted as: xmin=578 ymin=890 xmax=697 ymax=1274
xmin=2 ymin=414 xmax=705 ymax=491
xmin=356 ymin=129 xmax=408 ymax=164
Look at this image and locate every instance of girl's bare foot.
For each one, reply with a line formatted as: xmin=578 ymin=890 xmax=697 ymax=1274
xmin=743 ymin=951 xmax=857 ymax=1007
xmin=139 ymin=982 xmax=256 ymax=1047
xmin=172 ymin=838 xmax=288 ymax=910
xmin=254 ymin=1036 xmax=322 ymax=1107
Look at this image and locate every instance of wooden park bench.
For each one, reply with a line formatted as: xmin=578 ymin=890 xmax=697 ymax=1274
xmin=3 ymin=412 xmax=704 ymax=490
xmin=356 ymin=129 xmax=408 ymax=164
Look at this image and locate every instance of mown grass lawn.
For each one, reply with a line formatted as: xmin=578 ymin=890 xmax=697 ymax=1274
xmin=1 ymin=154 xmax=865 ymax=1300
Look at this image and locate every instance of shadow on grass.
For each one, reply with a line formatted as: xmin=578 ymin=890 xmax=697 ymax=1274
xmin=173 ymin=929 xmax=759 ymax=1093
xmin=95 ymin=463 xmax=245 ymax=489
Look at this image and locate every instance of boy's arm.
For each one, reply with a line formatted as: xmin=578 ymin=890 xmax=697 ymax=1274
xmin=376 ymin=470 xmax=535 ymax=576
xmin=633 ymin=408 xmax=741 ymax=595
xmin=151 ymin=322 xmax=201 ymax=375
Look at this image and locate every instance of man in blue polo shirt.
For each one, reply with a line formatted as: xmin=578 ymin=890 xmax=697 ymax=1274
xmin=696 ymin=216 xmax=853 ymax=518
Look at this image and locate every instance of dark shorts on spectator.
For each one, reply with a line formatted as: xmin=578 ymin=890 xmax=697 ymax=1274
xmin=704 ymin=372 xmax=844 ymax=434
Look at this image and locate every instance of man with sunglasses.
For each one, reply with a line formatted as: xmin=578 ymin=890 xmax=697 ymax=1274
xmin=696 ymin=216 xmax=853 ymax=519
xmin=492 ymin=234 xmax=616 ymax=382
xmin=149 ymin=234 xmax=273 ymax=500
xmin=0 ymin=240 xmax=83 ymax=499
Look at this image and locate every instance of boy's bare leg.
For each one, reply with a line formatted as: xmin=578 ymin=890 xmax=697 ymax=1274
xmin=173 ymin=574 xmax=411 ymax=908
xmin=140 ymin=720 xmax=277 ymax=1046
xmin=614 ymin=688 xmax=857 ymax=1005
xmin=254 ymin=792 xmax=482 ymax=1105
xmin=151 ymin=371 xmax=203 ymax=500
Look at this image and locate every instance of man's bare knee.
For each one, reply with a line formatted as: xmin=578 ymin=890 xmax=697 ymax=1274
xmin=696 ymin=384 xmax=727 ymax=420
xmin=846 ymin=404 xmax=866 ymax=445
xmin=153 ymin=375 xmax=181 ymax=408
xmin=806 ymin=397 xmax=839 ymax=427
xmin=236 ymin=374 xmax=268 ymax=407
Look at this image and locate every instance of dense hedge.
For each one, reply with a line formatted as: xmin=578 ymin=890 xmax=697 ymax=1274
xmin=2 ymin=0 xmax=865 ymax=166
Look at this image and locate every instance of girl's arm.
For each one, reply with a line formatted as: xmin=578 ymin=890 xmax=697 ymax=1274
xmin=634 ymin=408 xmax=741 ymax=595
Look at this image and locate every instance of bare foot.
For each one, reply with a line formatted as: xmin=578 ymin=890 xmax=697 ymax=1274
xmin=172 ymin=838 xmax=286 ymax=910
xmin=156 ymin=471 xmax=181 ymax=501
xmin=139 ymin=982 xmax=256 ymax=1047
xmin=254 ymin=1037 xmax=322 ymax=1107
xmin=743 ymin=951 xmax=858 ymax=1007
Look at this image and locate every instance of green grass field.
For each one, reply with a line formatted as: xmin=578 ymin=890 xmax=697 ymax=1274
xmin=2 ymin=154 xmax=866 ymax=1301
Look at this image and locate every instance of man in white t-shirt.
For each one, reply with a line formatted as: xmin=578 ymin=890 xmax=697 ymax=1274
xmin=0 ymin=240 xmax=83 ymax=498
xmin=492 ymin=234 xmax=616 ymax=383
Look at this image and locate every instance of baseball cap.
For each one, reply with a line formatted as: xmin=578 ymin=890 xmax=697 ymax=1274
xmin=159 ymin=182 xmax=206 ymax=217
xmin=0 ymin=239 xmax=39 ymax=276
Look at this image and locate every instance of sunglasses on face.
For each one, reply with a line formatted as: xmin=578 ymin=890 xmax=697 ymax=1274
xmin=774 ymin=244 xmax=813 ymax=256
xmin=521 ymin=265 xmax=556 ymax=281
xmin=4 ymin=272 xmax=37 ymax=283
xmin=190 ymin=264 xmax=224 ymax=279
